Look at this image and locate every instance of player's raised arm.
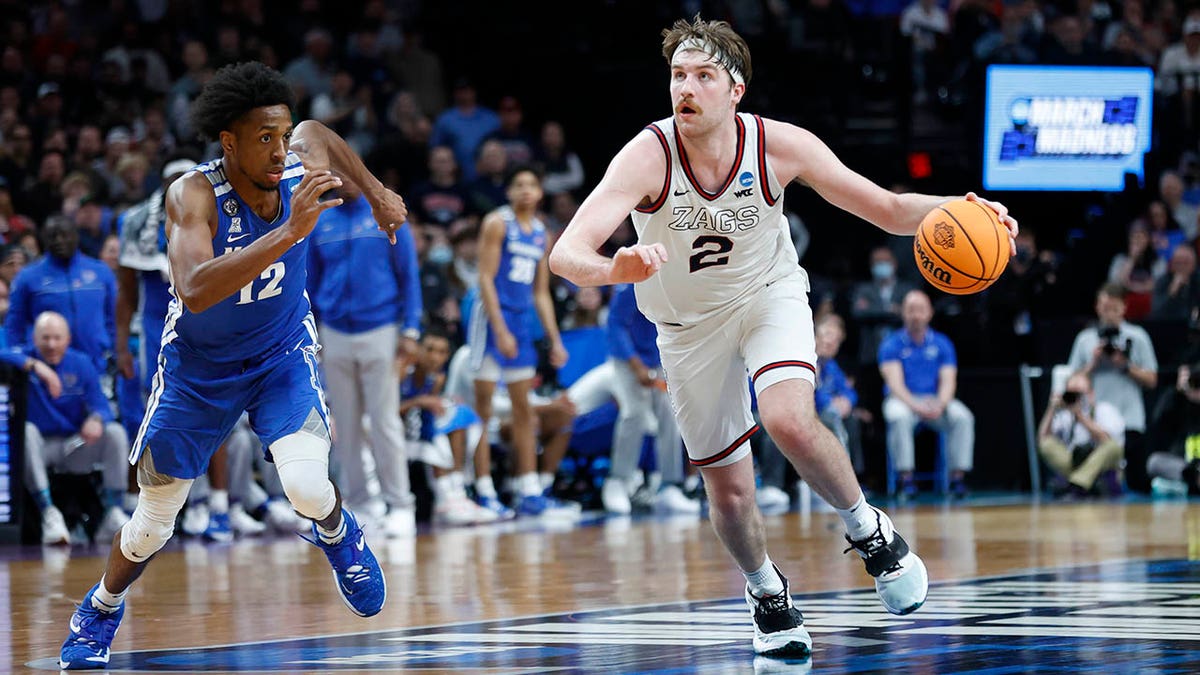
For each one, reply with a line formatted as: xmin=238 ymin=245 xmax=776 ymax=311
xmin=549 ymin=131 xmax=669 ymax=287
xmin=166 ymin=170 xmax=342 ymax=313
xmin=290 ymin=119 xmax=407 ymax=244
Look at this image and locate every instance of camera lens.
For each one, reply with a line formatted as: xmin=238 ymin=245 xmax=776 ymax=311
xmin=1061 ymin=391 xmax=1081 ymax=405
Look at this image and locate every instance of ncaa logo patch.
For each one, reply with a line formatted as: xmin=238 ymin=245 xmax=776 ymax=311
xmin=738 ymin=171 xmax=754 ymax=188
xmin=222 ymin=199 xmax=240 ymax=217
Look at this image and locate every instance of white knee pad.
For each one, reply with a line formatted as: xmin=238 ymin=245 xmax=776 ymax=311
xmin=271 ymin=431 xmax=336 ymax=521
xmin=120 ymin=478 xmax=191 ymax=563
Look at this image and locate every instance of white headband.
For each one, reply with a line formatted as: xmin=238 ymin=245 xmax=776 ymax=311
xmin=161 ymin=159 xmax=195 ymax=179
xmin=672 ymin=37 xmax=745 ymax=85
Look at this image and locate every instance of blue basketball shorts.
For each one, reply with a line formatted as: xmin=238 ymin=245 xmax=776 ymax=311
xmin=130 ymin=336 xmax=331 ymax=479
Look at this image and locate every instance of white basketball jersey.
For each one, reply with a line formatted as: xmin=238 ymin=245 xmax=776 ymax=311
xmin=630 ymin=113 xmax=804 ymax=325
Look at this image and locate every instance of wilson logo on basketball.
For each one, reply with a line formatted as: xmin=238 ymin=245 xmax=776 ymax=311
xmin=915 ymin=237 xmax=953 ymax=284
xmin=933 ymin=221 xmax=956 ymax=249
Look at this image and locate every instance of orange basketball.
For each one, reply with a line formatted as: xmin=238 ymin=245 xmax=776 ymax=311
xmin=913 ymin=199 xmax=1010 ymax=295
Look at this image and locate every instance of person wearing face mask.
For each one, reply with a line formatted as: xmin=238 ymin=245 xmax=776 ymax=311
xmin=851 ymin=247 xmax=916 ymax=373
xmin=306 ymin=177 xmax=422 ymax=537
xmin=1066 ymin=282 xmax=1159 ymax=492
xmin=1038 ymin=372 xmax=1125 ymax=500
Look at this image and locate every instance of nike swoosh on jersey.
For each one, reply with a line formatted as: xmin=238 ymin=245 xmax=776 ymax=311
xmin=227 ymin=233 xmax=252 ymax=243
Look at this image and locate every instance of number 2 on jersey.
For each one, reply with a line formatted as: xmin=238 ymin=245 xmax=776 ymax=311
xmin=237 ymin=262 xmax=286 ymax=304
xmin=689 ymin=235 xmax=733 ymax=273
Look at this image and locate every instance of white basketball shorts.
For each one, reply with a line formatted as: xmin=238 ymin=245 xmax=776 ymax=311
xmin=656 ymin=272 xmax=816 ymax=469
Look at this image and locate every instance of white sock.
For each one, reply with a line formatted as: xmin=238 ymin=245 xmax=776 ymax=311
xmin=518 ymin=472 xmax=542 ymax=497
xmin=475 ymin=475 xmax=497 ymax=498
xmin=91 ymin=576 xmax=127 ymax=613
xmin=836 ymin=492 xmax=878 ymax=541
xmin=209 ymin=490 xmax=229 ymax=514
xmin=744 ymin=556 xmax=786 ymax=597
xmin=538 ymin=472 xmax=554 ymax=492
xmin=316 ymin=511 xmax=347 ymax=545
xmin=435 ymin=474 xmax=457 ymax=501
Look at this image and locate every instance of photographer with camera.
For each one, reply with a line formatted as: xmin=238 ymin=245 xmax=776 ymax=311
xmin=1066 ymin=282 xmax=1159 ymax=492
xmin=1038 ymin=372 xmax=1126 ymax=499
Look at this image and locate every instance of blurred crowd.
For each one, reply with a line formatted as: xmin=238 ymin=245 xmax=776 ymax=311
xmin=2 ymin=0 xmax=1200 ymax=543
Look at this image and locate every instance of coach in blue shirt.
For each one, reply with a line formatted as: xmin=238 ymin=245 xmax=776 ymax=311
xmin=307 ymin=181 xmax=421 ymax=536
xmin=6 ymin=216 xmax=117 ymax=373
xmin=878 ymin=290 xmax=975 ymax=498
xmin=4 ymin=312 xmax=129 ymax=543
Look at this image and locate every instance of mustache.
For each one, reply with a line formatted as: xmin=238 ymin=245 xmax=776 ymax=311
xmin=676 ymin=98 xmax=703 ymax=115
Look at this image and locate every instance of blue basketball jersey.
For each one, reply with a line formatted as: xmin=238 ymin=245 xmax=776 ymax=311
xmin=493 ymin=206 xmax=546 ymax=312
xmin=164 ymin=152 xmax=310 ymax=363
xmin=400 ymin=367 xmax=436 ymax=442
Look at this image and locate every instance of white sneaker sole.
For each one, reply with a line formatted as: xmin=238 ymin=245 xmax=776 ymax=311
xmin=753 ymin=624 xmax=813 ymax=657
xmin=876 ymin=552 xmax=929 ymax=615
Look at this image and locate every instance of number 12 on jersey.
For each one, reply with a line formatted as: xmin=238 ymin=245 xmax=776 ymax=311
xmin=689 ymin=235 xmax=733 ymax=273
xmin=223 ymin=246 xmax=287 ymax=305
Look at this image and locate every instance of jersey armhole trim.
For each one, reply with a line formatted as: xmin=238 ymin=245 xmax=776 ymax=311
xmin=636 ymin=125 xmax=672 ymax=214
xmin=753 ymin=115 xmax=779 ymax=206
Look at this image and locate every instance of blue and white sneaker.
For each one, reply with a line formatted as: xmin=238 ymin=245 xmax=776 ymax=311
xmin=301 ymin=509 xmax=386 ymax=617
xmin=204 ymin=512 xmax=233 ymax=542
xmin=474 ymin=494 xmax=515 ymax=520
xmin=844 ymin=506 xmax=929 ymax=615
xmin=59 ymin=583 xmax=124 ymax=669
xmin=516 ymin=493 xmax=547 ymax=517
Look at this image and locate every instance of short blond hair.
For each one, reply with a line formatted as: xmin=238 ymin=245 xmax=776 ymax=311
xmin=661 ymin=15 xmax=753 ymax=85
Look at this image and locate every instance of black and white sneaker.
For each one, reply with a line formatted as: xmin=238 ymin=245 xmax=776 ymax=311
xmin=843 ymin=506 xmax=928 ymax=615
xmin=744 ymin=568 xmax=813 ymax=658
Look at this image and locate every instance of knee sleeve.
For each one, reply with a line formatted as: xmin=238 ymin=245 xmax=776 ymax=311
xmin=272 ymin=431 xmax=336 ymax=521
xmin=120 ymin=478 xmax=191 ymax=562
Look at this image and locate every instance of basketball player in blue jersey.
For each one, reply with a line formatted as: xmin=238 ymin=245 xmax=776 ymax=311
xmin=551 ymin=16 xmax=1018 ymax=661
xmin=468 ymin=166 xmax=571 ymax=518
xmin=59 ymin=62 xmax=407 ymax=670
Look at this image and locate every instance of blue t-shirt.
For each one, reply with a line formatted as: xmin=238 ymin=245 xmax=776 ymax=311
xmin=877 ymin=327 xmax=957 ymax=397
xmin=2 ymin=346 xmax=113 ymax=436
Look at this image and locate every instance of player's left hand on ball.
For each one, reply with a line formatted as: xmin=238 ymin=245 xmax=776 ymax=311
xmin=370 ymin=188 xmax=408 ymax=244
xmin=965 ymin=191 xmax=1019 ymax=256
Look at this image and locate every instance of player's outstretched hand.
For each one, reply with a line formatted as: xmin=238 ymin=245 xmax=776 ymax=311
xmin=966 ymin=192 xmax=1018 ymax=256
xmin=369 ymin=188 xmax=408 ymax=245
xmin=288 ymin=170 xmax=343 ymax=239
xmin=609 ymin=243 xmax=668 ymax=283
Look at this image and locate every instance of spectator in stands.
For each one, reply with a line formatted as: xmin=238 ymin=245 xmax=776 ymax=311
xmin=467 ymin=139 xmax=509 ymax=216
xmin=851 ymin=246 xmax=915 ymax=370
xmin=22 ymin=148 xmax=66 ymax=225
xmin=1152 ymin=244 xmax=1200 ymax=319
xmin=307 ymin=178 xmax=421 ymax=538
xmin=282 ymin=28 xmax=336 ymax=103
xmin=6 ymin=215 xmax=116 ymax=373
xmin=1041 ymin=14 xmax=1107 ymax=64
xmin=0 ymin=123 xmax=35 ymax=201
xmin=536 ymin=120 xmax=586 ymax=198
xmin=814 ymin=314 xmax=865 ymax=474
xmin=1145 ymin=198 xmax=1188 ymax=264
xmin=388 ymin=28 xmax=446 ymax=117
xmin=311 ymin=69 xmax=377 ymax=157
xmin=1038 ymin=372 xmax=1125 ymax=499
xmin=487 ymin=95 xmax=536 ymax=167
xmin=900 ymin=0 xmax=950 ymax=105
xmin=1145 ymin=325 xmax=1200 ymax=495
xmin=0 ymin=244 xmax=28 ymax=287
xmin=1067 ymin=282 xmax=1159 ymax=491
xmin=431 ymin=78 xmax=499 ymax=182
xmin=879 ymin=290 xmax=975 ymax=499
xmin=0 ymin=176 xmax=34 ymax=241
xmin=1109 ymin=219 xmax=1163 ymax=320
xmin=988 ymin=227 xmax=1061 ymax=363
xmin=10 ymin=311 xmax=128 ymax=544
xmin=1156 ymin=11 xmax=1200 ymax=97
xmin=408 ymin=145 xmax=470 ymax=229
xmin=1160 ymin=169 xmax=1198 ymax=240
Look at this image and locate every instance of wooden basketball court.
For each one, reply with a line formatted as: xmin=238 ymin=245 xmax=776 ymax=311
xmin=8 ymin=498 xmax=1200 ymax=672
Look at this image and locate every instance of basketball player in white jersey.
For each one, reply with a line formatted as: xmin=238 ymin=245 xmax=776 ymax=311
xmin=549 ymin=16 xmax=1018 ymax=659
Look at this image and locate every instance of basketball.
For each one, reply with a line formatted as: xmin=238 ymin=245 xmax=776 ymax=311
xmin=913 ymin=199 xmax=1010 ymax=295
